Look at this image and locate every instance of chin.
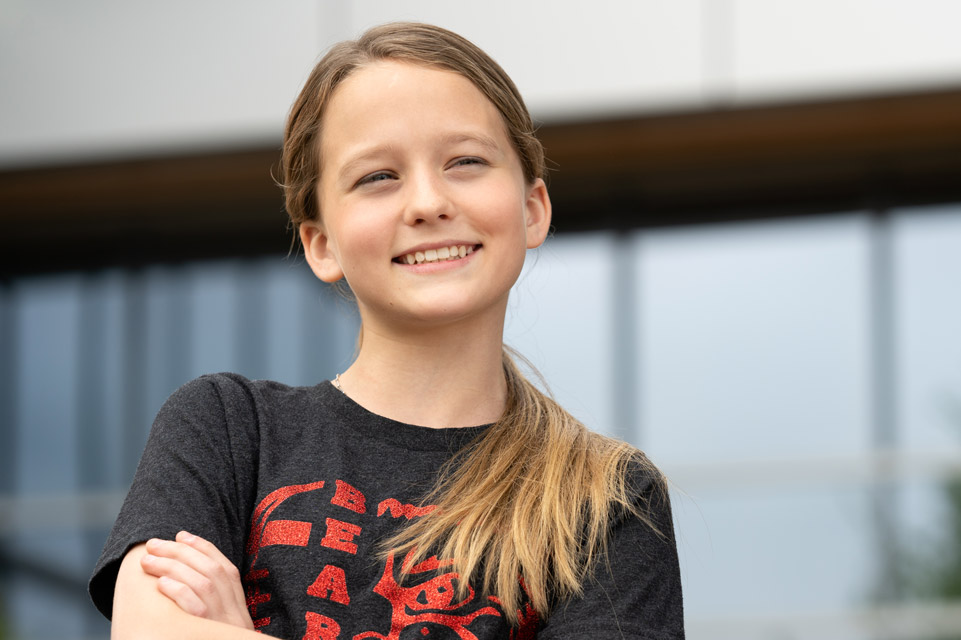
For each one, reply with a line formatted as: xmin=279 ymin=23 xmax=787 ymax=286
xmin=397 ymin=298 xmax=507 ymax=329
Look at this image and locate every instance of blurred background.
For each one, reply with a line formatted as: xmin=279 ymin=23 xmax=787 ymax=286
xmin=2 ymin=1 xmax=961 ymax=638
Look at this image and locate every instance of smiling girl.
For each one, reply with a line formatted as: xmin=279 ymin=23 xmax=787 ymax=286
xmin=90 ymin=22 xmax=684 ymax=640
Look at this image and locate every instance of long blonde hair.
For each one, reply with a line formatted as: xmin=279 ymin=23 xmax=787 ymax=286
xmin=281 ymin=22 xmax=665 ymax=624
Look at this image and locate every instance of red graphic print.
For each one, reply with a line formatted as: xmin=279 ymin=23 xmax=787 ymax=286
xmin=304 ymin=611 xmax=342 ymax=640
xmin=353 ymin=550 xmax=501 ymax=640
xmin=505 ymin=578 xmax=541 ymax=640
xmin=262 ymin=519 xmax=312 ymax=548
xmin=246 ymin=481 xmax=327 ymax=563
xmin=242 ymin=482 xmax=535 ymax=638
xmin=377 ymin=498 xmax=437 ymax=520
xmin=244 ymin=481 xmax=327 ymax=630
xmin=308 ymin=564 xmax=351 ymax=605
xmin=508 ymin=600 xmax=540 ymax=640
xmin=245 ymin=568 xmax=272 ymax=628
xmin=320 ymin=517 xmax=362 ymax=554
xmin=332 ymin=480 xmax=367 ymax=514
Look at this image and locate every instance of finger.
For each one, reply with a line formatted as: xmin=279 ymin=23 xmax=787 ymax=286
xmin=156 ymin=575 xmax=208 ymax=618
xmin=176 ymin=531 xmax=238 ymax=573
xmin=145 ymin=538 xmax=224 ymax=580
xmin=174 ymin=532 xmax=244 ymax=601
xmin=141 ymin=539 xmax=248 ymax=626
xmin=140 ymin=552 xmax=210 ymax=593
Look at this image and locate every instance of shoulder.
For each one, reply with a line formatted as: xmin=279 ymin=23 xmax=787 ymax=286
xmin=626 ymin=451 xmax=668 ymax=503
xmin=580 ymin=432 xmax=674 ymax=547
xmin=542 ymin=449 xmax=684 ymax=638
xmin=582 ymin=430 xmax=669 ymax=509
xmin=618 ymin=450 xmax=674 ymax=542
xmin=156 ymin=372 xmax=252 ymax=417
xmin=166 ymin=372 xmax=278 ymax=405
xmin=145 ymin=373 xmax=331 ymax=472
xmin=160 ymin=373 xmax=320 ymax=422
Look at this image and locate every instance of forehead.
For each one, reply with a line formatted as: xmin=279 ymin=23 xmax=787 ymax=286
xmin=319 ymin=60 xmax=510 ymax=165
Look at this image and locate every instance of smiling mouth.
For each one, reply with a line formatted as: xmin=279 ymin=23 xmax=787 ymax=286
xmin=393 ymin=244 xmax=480 ymax=265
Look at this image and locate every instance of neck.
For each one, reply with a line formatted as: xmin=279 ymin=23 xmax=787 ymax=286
xmin=334 ymin=312 xmax=508 ymax=429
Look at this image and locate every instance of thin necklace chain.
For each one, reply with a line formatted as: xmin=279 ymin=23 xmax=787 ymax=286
xmin=331 ymin=373 xmax=343 ymax=391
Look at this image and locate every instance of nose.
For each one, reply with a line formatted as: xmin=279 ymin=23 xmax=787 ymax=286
xmin=402 ymin=169 xmax=453 ymax=225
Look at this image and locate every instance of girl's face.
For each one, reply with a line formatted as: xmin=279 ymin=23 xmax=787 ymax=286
xmin=301 ymin=61 xmax=551 ymax=332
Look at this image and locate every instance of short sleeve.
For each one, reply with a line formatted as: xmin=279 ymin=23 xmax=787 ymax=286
xmin=538 ymin=471 xmax=685 ymax=640
xmin=88 ymin=374 xmax=260 ymax=619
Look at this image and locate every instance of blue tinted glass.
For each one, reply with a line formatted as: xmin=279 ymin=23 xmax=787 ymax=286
xmin=895 ymin=204 xmax=961 ymax=452
xmin=637 ymin=215 xmax=872 ymax=463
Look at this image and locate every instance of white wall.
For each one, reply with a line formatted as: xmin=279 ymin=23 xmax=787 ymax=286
xmin=731 ymin=0 xmax=961 ymax=101
xmin=0 ymin=0 xmax=327 ymax=166
xmin=2 ymin=0 xmax=960 ymax=168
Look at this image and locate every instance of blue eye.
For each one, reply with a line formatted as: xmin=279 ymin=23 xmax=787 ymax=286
xmin=452 ymin=157 xmax=485 ymax=168
xmin=357 ymin=172 xmax=394 ymax=186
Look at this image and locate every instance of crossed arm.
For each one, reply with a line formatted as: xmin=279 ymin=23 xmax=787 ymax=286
xmin=111 ymin=532 xmax=267 ymax=640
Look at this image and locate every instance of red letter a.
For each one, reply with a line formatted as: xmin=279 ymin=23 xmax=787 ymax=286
xmin=307 ymin=564 xmax=350 ymax=605
xmin=302 ymin=611 xmax=341 ymax=640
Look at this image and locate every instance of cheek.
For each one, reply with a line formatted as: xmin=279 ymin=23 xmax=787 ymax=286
xmin=492 ymin=195 xmax=532 ymax=253
xmin=332 ymin=207 xmax=394 ymax=272
xmin=482 ymin=190 xmax=532 ymax=277
xmin=473 ymin=178 xmax=528 ymax=229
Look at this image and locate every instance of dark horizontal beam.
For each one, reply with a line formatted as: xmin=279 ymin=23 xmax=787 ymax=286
xmin=537 ymin=86 xmax=961 ymax=229
xmin=3 ymin=87 xmax=961 ymax=274
xmin=1 ymin=148 xmax=289 ymax=275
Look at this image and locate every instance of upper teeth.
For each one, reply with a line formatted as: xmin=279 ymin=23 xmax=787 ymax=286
xmin=400 ymin=245 xmax=474 ymax=265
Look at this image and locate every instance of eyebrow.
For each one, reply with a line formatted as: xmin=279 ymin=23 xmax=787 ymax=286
xmin=336 ymin=132 xmax=505 ymax=184
xmin=439 ymin=132 xmax=504 ymax=155
xmin=336 ymin=144 xmax=396 ymax=184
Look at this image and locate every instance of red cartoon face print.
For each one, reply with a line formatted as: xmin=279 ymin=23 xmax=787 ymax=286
xmin=239 ymin=479 xmax=538 ymax=639
xmin=354 ymin=550 xmax=501 ymax=640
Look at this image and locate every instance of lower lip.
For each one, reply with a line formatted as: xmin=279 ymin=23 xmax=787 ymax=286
xmin=394 ymin=248 xmax=479 ymax=273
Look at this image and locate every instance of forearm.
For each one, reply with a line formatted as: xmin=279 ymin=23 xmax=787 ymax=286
xmin=112 ymin=544 xmax=274 ymax=640
xmin=113 ymin=613 xmax=269 ymax=640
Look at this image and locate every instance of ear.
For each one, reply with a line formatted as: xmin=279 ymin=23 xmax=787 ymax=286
xmin=524 ymin=178 xmax=552 ymax=249
xmin=300 ymin=221 xmax=345 ymax=283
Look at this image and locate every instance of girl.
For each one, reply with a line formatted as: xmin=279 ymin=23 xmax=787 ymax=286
xmin=90 ymin=22 xmax=684 ymax=640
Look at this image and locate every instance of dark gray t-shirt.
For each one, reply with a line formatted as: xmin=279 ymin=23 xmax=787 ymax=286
xmin=90 ymin=373 xmax=684 ymax=639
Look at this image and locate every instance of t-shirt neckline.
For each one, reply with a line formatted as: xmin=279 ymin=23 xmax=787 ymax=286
xmin=319 ymin=380 xmax=492 ymax=452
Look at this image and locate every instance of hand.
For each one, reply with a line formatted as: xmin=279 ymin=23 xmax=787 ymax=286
xmin=140 ymin=531 xmax=254 ymax=631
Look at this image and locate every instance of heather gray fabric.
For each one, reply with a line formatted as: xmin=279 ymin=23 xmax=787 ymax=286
xmin=90 ymin=373 xmax=684 ymax=639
